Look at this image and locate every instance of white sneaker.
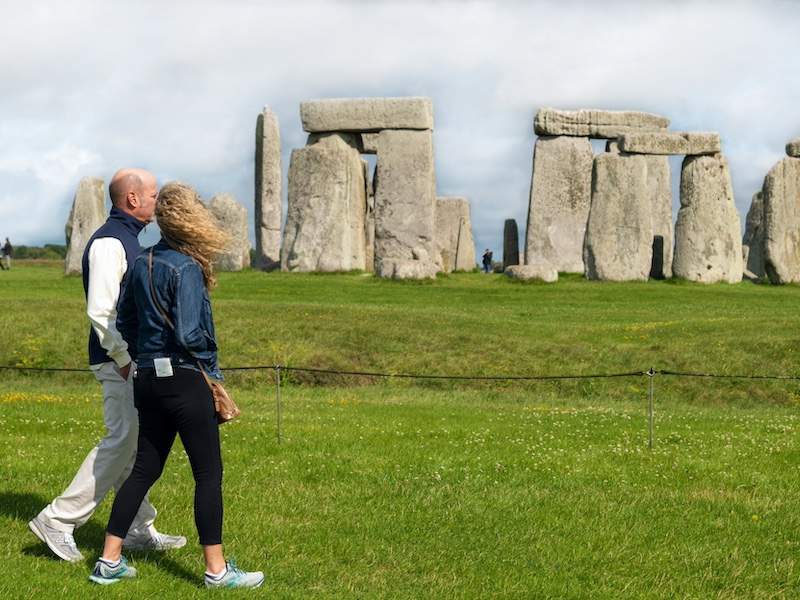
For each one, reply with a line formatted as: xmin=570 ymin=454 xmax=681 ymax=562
xmin=204 ymin=560 xmax=264 ymax=589
xmin=28 ymin=516 xmax=84 ymax=562
xmin=123 ymin=526 xmax=187 ymax=551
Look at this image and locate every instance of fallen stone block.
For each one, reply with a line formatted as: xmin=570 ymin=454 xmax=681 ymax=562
xmin=534 ymin=108 xmax=669 ymax=138
xmin=300 ymin=97 xmax=433 ymax=133
xmin=504 ymin=263 xmax=557 ymax=283
xmin=620 ymin=131 xmax=721 ymax=155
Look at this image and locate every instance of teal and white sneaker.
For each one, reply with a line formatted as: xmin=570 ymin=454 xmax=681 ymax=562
xmin=88 ymin=556 xmax=137 ymax=585
xmin=204 ymin=560 xmax=264 ymax=589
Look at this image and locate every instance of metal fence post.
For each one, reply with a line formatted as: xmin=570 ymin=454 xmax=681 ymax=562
xmin=647 ymin=367 xmax=655 ymax=449
xmin=275 ymin=365 xmax=282 ymax=444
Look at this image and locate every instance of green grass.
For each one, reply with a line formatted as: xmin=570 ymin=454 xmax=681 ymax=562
xmin=1 ymin=261 xmax=799 ymax=598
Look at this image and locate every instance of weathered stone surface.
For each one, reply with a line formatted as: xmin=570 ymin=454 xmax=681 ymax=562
xmin=300 ymin=97 xmax=433 ymax=133
xmin=620 ymin=131 xmax=721 ymax=155
xmin=787 ymin=138 xmax=800 ymax=158
xmin=254 ymin=106 xmax=281 ymax=270
xmin=504 ymin=262 xmax=557 ymax=283
xmin=525 ymin=136 xmax=593 ymax=273
xmin=503 ymin=219 xmax=519 ymax=269
xmin=534 ymin=108 xmax=669 ymax=138
xmin=361 ymin=133 xmax=380 ymax=154
xmin=584 ymin=154 xmax=652 ymax=281
xmin=64 ymin=177 xmax=106 ymax=275
xmin=363 ymin=160 xmax=375 ymax=273
xmin=763 ymin=157 xmax=800 ymax=283
xmin=673 ymin=155 xmax=743 ymax=283
xmin=742 ymin=191 xmax=766 ymax=281
xmin=281 ymin=134 xmax=367 ymax=272
xmin=435 ymin=197 xmax=476 ymax=272
xmin=373 ymin=129 xmax=439 ymax=278
xmin=645 ymin=156 xmax=673 ymax=279
xmin=209 ymin=193 xmax=251 ymax=272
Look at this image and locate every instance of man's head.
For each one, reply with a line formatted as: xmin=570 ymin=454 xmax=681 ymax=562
xmin=109 ymin=168 xmax=158 ymax=223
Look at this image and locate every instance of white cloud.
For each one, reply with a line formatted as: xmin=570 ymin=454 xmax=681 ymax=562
xmin=1 ymin=0 xmax=799 ymax=259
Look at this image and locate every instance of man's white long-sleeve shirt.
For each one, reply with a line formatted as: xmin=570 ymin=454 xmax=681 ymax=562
xmin=86 ymin=237 xmax=131 ymax=368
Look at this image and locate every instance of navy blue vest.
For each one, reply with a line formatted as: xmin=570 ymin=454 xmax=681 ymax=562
xmin=82 ymin=207 xmax=146 ymax=365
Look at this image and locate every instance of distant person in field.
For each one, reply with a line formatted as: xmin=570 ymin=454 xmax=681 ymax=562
xmin=482 ymin=249 xmax=493 ymax=273
xmin=29 ymin=169 xmax=185 ymax=563
xmin=1 ymin=237 xmax=11 ymax=270
xmin=88 ymin=182 xmax=263 ymax=588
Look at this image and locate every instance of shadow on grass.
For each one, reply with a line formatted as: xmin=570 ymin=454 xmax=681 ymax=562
xmin=0 ymin=491 xmax=199 ymax=586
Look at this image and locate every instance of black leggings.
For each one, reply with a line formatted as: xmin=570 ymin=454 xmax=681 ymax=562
xmin=107 ymin=367 xmax=223 ymax=545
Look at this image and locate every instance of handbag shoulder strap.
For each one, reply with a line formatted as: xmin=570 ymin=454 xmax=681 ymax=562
xmin=148 ymin=248 xmax=175 ymax=330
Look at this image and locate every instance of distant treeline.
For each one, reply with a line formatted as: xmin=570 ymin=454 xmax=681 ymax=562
xmin=14 ymin=244 xmax=67 ymax=259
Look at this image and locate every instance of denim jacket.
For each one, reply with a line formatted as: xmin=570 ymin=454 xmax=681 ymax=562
xmin=117 ymin=239 xmax=223 ymax=380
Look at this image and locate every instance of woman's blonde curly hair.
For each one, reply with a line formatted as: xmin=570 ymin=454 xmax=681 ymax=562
xmin=155 ymin=182 xmax=230 ymax=289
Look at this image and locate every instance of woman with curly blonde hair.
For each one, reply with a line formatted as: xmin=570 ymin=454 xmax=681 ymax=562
xmin=90 ymin=182 xmax=264 ymax=588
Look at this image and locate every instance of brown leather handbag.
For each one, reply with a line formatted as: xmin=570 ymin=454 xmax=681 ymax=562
xmin=148 ymin=249 xmax=241 ymax=424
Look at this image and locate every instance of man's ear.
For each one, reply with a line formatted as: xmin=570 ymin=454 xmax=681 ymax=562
xmin=127 ymin=190 xmax=139 ymax=208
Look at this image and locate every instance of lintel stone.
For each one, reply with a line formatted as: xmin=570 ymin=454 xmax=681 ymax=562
xmin=534 ymin=108 xmax=669 ymax=138
xmin=300 ymin=97 xmax=433 ymax=133
xmin=620 ymin=131 xmax=721 ymax=155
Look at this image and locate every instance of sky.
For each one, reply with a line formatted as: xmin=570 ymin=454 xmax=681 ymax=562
xmin=1 ymin=0 xmax=799 ymax=258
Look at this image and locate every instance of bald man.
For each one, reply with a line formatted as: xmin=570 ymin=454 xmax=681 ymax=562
xmin=30 ymin=169 xmax=185 ymax=561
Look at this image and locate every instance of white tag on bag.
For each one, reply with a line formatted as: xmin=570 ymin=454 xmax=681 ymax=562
xmin=154 ymin=357 xmax=174 ymax=378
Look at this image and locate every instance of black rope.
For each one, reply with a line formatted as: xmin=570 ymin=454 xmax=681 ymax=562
xmin=3 ymin=364 xmax=799 ymax=382
xmin=657 ymin=369 xmax=800 ymax=381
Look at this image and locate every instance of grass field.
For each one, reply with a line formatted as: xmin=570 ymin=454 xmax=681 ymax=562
xmin=1 ymin=261 xmax=799 ymax=598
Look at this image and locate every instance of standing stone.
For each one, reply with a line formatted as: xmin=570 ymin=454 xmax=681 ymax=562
xmin=435 ymin=197 xmax=476 ymax=272
xmin=209 ymin=193 xmax=251 ymax=272
xmin=742 ymin=191 xmax=766 ymax=281
xmin=645 ymin=156 xmax=673 ymax=279
xmin=584 ymin=154 xmax=652 ymax=281
xmin=254 ymin=106 xmax=282 ymax=270
xmin=363 ymin=160 xmax=375 ymax=273
xmin=763 ymin=157 xmax=800 ymax=284
xmin=503 ymin=219 xmax=520 ymax=269
xmin=373 ymin=129 xmax=438 ymax=279
xmin=673 ymin=155 xmax=742 ymax=283
xmin=64 ymin=177 xmax=106 ymax=275
xmin=525 ymin=136 xmax=593 ymax=273
xmin=281 ymin=134 xmax=366 ymax=272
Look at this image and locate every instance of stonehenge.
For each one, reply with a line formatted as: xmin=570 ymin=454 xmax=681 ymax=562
xmin=673 ymin=155 xmax=742 ymax=283
xmin=435 ymin=197 xmax=476 ymax=272
xmin=60 ymin=101 xmax=792 ymax=288
xmin=503 ymin=219 xmax=519 ymax=270
xmin=209 ymin=193 xmax=251 ymax=272
xmin=254 ymin=106 xmax=282 ymax=271
xmin=64 ymin=177 xmax=106 ymax=275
